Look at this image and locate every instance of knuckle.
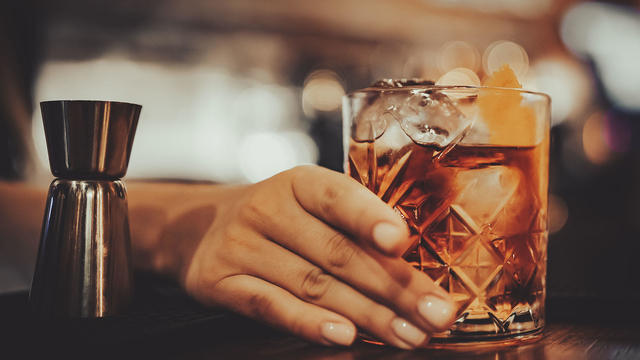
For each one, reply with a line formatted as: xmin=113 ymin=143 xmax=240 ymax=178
xmin=319 ymin=185 xmax=342 ymax=217
xmin=238 ymin=191 xmax=271 ymax=228
xmin=288 ymin=165 xmax=315 ymax=185
xmin=300 ymin=268 xmax=332 ymax=301
xmin=221 ymin=228 xmax=242 ymax=252
xmin=289 ymin=165 xmax=316 ymax=193
xmin=360 ymin=305 xmax=389 ymax=330
xmin=291 ymin=164 xmax=321 ymax=173
xmin=291 ymin=164 xmax=316 ymax=174
xmin=223 ymin=223 xmax=244 ymax=241
xmin=392 ymin=265 xmax=413 ymax=288
xmin=325 ymin=232 xmax=357 ymax=268
xmin=216 ymin=225 xmax=256 ymax=265
xmin=246 ymin=293 xmax=273 ymax=320
xmin=376 ymin=257 xmax=414 ymax=289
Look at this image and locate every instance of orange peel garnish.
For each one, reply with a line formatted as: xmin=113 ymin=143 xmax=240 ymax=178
xmin=478 ymin=65 xmax=537 ymax=145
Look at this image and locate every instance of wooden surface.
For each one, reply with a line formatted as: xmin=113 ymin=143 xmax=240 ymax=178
xmin=130 ymin=323 xmax=640 ymax=360
xmin=2 ymin=275 xmax=639 ymax=359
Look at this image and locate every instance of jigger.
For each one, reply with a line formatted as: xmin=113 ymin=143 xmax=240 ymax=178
xmin=30 ymin=100 xmax=141 ymax=317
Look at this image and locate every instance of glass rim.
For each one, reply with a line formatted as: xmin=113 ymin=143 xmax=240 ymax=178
xmin=40 ymin=100 xmax=143 ymax=108
xmin=345 ymin=85 xmax=551 ymax=102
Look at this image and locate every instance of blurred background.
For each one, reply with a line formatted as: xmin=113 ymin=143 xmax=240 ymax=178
xmin=1 ymin=0 xmax=639 ymax=306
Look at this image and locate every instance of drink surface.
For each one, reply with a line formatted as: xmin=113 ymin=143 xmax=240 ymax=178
xmin=348 ymin=139 xmax=549 ymax=339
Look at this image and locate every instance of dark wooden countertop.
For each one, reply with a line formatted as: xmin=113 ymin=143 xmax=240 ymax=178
xmin=2 ymin=274 xmax=639 ymax=359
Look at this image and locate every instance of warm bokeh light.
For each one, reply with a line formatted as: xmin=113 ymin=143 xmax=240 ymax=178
xmin=233 ymin=85 xmax=297 ymax=131
xmin=302 ymin=70 xmax=345 ymax=116
xmin=239 ymin=131 xmax=318 ymax=183
xmin=504 ymin=0 xmax=552 ymax=18
xmin=436 ymin=67 xmax=481 ymax=87
xmin=32 ymin=57 xmax=308 ymax=182
xmin=530 ymin=57 xmax=592 ymax=125
xmin=604 ymin=115 xmax=632 ymax=155
xmin=549 ymin=193 xmax=569 ymax=234
xmin=560 ymin=2 xmax=601 ymax=58
xmin=239 ymin=132 xmax=296 ymax=183
xmin=483 ymin=41 xmax=529 ymax=78
xmin=438 ymin=41 xmax=480 ymax=73
xmin=580 ymin=110 xmax=630 ymax=166
xmin=429 ymin=0 xmax=552 ymax=18
xmin=1 ymin=0 xmax=639 ymax=323
xmin=582 ymin=112 xmax=611 ymax=165
xmin=561 ymin=2 xmax=640 ymax=112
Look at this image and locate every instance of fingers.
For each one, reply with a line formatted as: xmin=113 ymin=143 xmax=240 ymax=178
xmin=241 ymin=234 xmax=429 ymax=349
xmin=290 ymin=165 xmax=411 ymax=257
xmin=253 ymin=196 xmax=456 ymax=335
xmin=223 ymin=165 xmax=456 ymax=347
xmin=210 ymin=274 xmax=357 ymax=347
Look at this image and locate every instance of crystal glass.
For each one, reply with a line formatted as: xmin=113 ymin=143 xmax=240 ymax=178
xmin=343 ymin=82 xmax=550 ymax=347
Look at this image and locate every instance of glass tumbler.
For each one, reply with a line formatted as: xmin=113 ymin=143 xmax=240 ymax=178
xmin=343 ymin=83 xmax=550 ymax=347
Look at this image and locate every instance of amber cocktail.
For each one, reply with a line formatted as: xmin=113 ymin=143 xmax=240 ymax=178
xmin=343 ymin=76 xmax=550 ymax=346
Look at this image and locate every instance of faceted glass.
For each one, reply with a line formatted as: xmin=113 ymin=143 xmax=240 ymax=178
xmin=343 ymin=84 xmax=550 ymax=346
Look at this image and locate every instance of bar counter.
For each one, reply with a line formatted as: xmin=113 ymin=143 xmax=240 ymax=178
xmin=2 ymin=273 xmax=639 ymax=359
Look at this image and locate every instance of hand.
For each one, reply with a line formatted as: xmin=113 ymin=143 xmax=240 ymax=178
xmin=131 ymin=166 xmax=456 ymax=349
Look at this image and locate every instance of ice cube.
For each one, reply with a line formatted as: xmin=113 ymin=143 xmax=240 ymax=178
xmin=453 ymin=166 xmax=521 ymax=228
xmin=375 ymin=115 xmax=413 ymax=152
xmin=492 ymin=183 xmax=540 ymax=237
xmin=351 ymin=92 xmax=397 ymax=142
xmin=394 ymin=91 xmax=472 ymax=148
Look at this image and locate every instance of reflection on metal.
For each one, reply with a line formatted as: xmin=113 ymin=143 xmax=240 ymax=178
xmin=30 ymin=180 xmax=133 ymax=317
xmin=30 ymin=100 xmax=141 ymax=317
xmin=40 ymin=100 xmax=141 ymax=179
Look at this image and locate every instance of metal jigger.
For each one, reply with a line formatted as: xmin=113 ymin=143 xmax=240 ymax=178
xmin=30 ymin=100 xmax=141 ymax=318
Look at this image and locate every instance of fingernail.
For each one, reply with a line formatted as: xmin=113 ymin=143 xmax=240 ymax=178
xmin=373 ymin=222 xmax=403 ymax=253
xmin=417 ymin=295 xmax=455 ymax=330
xmin=391 ymin=317 xmax=427 ymax=347
xmin=321 ymin=322 xmax=356 ymax=346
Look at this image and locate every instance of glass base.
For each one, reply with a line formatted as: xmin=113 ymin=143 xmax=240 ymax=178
xmin=426 ymin=327 xmax=544 ymax=350
xmin=361 ymin=325 xmax=544 ymax=350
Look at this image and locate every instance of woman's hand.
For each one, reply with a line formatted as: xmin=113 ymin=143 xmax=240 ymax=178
xmin=129 ymin=166 xmax=456 ymax=349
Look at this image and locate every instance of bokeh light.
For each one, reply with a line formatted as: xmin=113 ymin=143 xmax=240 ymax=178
xmin=239 ymin=131 xmax=318 ymax=183
xmin=504 ymin=0 xmax=552 ymax=18
xmin=483 ymin=40 xmax=529 ymax=78
xmin=302 ymin=70 xmax=345 ymax=116
xmin=438 ymin=41 xmax=480 ymax=73
xmin=429 ymin=0 xmax=552 ymax=18
xmin=32 ymin=57 xmax=310 ymax=182
xmin=232 ymin=84 xmax=296 ymax=131
xmin=604 ymin=115 xmax=632 ymax=155
xmin=582 ymin=112 xmax=611 ymax=165
xmin=530 ymin=57 xmax=592 ymax=125
xmin=549 ymin=193 xmax=569 ymax=234
xmin=404 ymin=50 xmax=439 ymax=80
xmin=436 ymin=67 xmax=481 ymax=87
xmin=561 ymin=2 xmax=640 ymax=112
